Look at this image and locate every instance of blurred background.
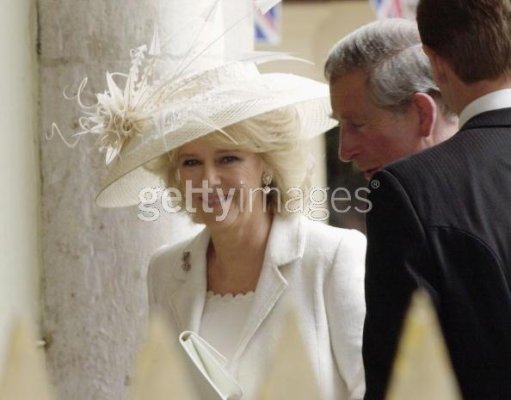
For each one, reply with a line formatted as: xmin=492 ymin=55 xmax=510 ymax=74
xmin=256 ymin=0 xmax=375 ymax=233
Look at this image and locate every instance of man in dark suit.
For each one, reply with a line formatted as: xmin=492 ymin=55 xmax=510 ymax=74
xmin=325 ymin=18 xmax=457 ymax=397
xmin=360 ymin=1 xmax=511 ymax=399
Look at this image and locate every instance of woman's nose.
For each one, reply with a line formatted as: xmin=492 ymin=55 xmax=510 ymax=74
xmin=202 ymin=163 xmax=222 ymax=186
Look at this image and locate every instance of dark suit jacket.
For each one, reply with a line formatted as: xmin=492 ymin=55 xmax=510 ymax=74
xmin=363 ymin=108 xmax=511 ymax=400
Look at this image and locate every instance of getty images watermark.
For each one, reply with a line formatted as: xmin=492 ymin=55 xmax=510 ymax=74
xmin=137 ymin=180 xmax=374 ymax=222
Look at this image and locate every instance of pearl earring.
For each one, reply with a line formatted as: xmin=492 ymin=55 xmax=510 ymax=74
xmin=262 ymin=173 xmax=272 ymax=194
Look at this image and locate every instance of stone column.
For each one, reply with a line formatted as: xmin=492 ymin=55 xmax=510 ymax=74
xmin=38 ymin=1 xmax=253 ymax=399
xmin=0 ymin=0 xmax=39 ymax=372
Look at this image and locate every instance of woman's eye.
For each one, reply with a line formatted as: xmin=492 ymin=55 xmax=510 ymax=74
xmin=182 ymin=159 xmax=200 ymax=167
xmin=220 ymin=155 xmax=240 ymax=164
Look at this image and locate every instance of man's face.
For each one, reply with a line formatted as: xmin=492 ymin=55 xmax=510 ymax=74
xmin=330 ymin=70 xmax=423 ymax=180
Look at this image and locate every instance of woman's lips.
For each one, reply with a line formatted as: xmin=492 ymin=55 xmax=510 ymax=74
xmin=206 ymin=196 xmax=222 ymax=207
xmin=199 ymin=192 xmax=234 ymax=208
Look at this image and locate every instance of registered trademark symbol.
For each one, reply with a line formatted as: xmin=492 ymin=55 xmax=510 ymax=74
xmin=370 ymin=179 xmax=380 ymax=190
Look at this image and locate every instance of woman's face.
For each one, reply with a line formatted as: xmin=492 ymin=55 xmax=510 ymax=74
xmin=177 ymin=137 xmax=268 ymax=228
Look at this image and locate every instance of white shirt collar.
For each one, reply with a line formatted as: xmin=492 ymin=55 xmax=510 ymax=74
xmin=459 ymin=88 xmax=511 ymax=128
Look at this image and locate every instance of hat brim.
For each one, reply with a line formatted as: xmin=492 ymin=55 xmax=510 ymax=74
xmin=96 ymin=72 xmax=337 ymax=208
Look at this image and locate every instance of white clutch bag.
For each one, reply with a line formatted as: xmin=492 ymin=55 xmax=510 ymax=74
xmin=179 ymin=331 xmax=243 ymax=400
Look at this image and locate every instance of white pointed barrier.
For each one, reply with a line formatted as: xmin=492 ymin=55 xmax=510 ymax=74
xmin=385 ymin=291 xmax=462 ymax=400
xmin=0 ymin=320 xmax=55 ymax=400
xmin=0 ymin=294 xmax=463 ymax=399
xmin=128 ymin=312 xmax=200 ymax=400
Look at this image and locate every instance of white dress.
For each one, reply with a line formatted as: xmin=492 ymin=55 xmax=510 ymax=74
xmin=200 ymin=291 xmax=255 ymax=362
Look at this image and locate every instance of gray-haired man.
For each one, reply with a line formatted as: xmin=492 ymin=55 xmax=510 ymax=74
xmin=325 ymin=19 xmax=459 ymax=398
xmin=325 ymin=19 xmax=458 ymax=180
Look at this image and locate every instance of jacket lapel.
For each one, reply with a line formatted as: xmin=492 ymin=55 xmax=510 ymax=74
xmin=229 ymin=215 xmax=306 ymax=368
xmin=168 ymin=228 xmax=211 ymax=333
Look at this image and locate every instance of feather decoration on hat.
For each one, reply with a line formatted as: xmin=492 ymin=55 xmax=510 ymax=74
xmin=50 ymin=0 xmax=288 ymax=165
xmin=52 ymin=43 xmax=158 ymax=165
xmin=82 ymin=46 xmax=158 ymax=165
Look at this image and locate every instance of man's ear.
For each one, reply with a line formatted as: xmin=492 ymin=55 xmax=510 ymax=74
xmin=422 ymin=45 xmax=448 ymax=86
xmin=411 ymin=92 xmax=436 ymax=138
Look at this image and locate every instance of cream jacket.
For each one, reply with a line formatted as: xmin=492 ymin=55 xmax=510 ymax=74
xmin=147 ymin=214 xmax=366 ymax=399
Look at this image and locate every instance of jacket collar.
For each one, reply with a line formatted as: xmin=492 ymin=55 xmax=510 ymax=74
xmin=459 ymin=89 xmax=511 ymax=128
xmin=231 ymin=214 xmax=305 ymax=367
xmin=461 ymin=107 xmax=511 ymax=131
xmin=260 ymin=213 xmax=305 ymax=266
xmin=167 ymin=214 xmax=306 ymax=360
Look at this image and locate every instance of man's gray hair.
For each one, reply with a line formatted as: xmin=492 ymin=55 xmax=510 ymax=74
xmin=325 ymin=19 xmax=447 ymax=113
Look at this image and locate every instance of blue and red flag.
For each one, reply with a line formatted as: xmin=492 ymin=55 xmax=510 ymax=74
xmin=255 ymin=3 xmax=282 ymax=45
xmin=371 ymin=0 xmax=418 ymax=20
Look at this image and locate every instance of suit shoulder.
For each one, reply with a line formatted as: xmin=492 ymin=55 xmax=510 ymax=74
xmin=301 ymin=217 xmax=366 ymax=255
xmin=380 ymin=129 xmax=488 ymax=189
xmin=384 ymin=141 xmax=450 ymax=180
xmin=300 ymin=219 xmax=366 ymax=287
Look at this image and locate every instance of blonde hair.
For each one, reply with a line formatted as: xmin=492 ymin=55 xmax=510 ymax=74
xmin=145 ymin=106 xmax=310 ymax=214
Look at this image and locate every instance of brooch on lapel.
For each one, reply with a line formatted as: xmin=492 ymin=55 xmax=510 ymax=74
xmin=182 ymin=251 xmax=191 ymax=272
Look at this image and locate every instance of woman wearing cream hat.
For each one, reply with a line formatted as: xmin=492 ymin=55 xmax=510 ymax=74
xmin=67 ymin=27 xmax=366 ymax=399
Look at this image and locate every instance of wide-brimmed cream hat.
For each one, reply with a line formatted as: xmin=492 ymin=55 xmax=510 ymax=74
xmin=64 ymin=41 xmax=336 ymax=207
